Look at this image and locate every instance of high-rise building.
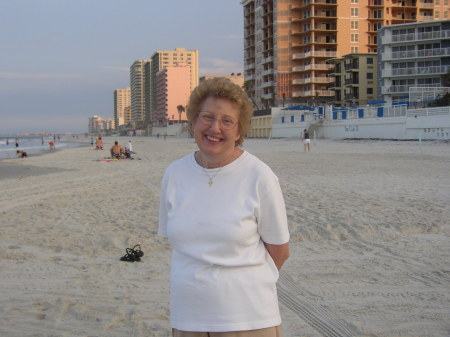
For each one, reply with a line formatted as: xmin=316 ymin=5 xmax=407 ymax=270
xmin=242 ymin=0 xmax=449 ymax=108
xmin=114 ymin=87 xmax=131 ymax=128
xmin=379 ymin=20 xmax=450 ymax=105
xmin=130 ymin=59 xmax=152 ymax=125
xmin=154 ymin=64 xmax=191 ymax=126
xmin=327 ymin=53 xmax=379 ymax=106
xmin=150 ymin=48 xmax=199 ymax=114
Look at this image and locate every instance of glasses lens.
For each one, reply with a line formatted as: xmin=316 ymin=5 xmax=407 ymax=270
xmin=199 ymin=112 xmax=236 ymax=130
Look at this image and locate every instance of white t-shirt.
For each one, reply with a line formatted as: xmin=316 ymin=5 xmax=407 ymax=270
xmin=158 ymin=150 xmax=290 ymax=332
xmin=126 ymin=142 xmax=132 ymax=152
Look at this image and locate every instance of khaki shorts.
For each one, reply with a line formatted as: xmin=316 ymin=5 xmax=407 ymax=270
xmin=172 ymin=325 xmax=283 ymax=337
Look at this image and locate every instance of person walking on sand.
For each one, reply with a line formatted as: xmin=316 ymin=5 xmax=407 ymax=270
xmin=159 ymin=78 xmax=290 ymax=337
xmin=15 ymin=138 xmax=19 ymax=148
xmin=49 ymin=141 xmax=55 ymax=150
xmin=302 ymin=128 xmax=310 ymax=152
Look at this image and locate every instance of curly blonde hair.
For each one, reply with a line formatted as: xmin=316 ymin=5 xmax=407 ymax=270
xmin=187 ymin=77 xmax=253 ymax=147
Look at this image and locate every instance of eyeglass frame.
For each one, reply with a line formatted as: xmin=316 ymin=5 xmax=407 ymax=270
xmin=197 ymin=111 xmax=238 ymax=130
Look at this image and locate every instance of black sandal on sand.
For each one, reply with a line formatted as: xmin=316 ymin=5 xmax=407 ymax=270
xmin=120 ymin=248 xmax=140 ymax=262
xmin=119 ymin=245 xmax=144 ymax=262
xmin=132 ymin=245 xmax=144 ymax=258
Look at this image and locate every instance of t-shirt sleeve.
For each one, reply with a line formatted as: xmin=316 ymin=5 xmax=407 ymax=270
xmin=158 ymin=170 xmax=169 ymax=238
xmin=256 ymin=177 xmax=290 ymax=245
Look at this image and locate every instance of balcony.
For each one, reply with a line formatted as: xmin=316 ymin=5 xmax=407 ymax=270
xmin=262 ymin=56 xmax=274 ymax=64
xmin=383 ymin=65 xmax=450 ymax=77
xmin=367 ymin=0 xmax=383 ymax=7
xmin=292 ymin=0 xmax=337 ymax=11
xmin=389 ymin=30 xmax=450 ymax=43
xmin=344 ymin=78 xmax=360 ymax=85
xmin=292 ymin=77 xmax=333 ymax=84
xmin=244 ymin=63 xmax=255 ymax=71
xmin=368 ymin=15 xmax=384 ymax=21
xmin=292 ymin=89 xmax=335 ymax=97
xmin=386 ymin=47 xmax=450 ymax=60
xmin=261 ymin=80 xmax=274 ymax=88
xmin=292 ymin=64 xmax=333 ymax=72
xmin=292 ymin=50 xmax=337 ymax=59
xmin=385 ymin=85 xmax=411 ymax=94
xmin=261 ymin=68 xmax=274 ymax=76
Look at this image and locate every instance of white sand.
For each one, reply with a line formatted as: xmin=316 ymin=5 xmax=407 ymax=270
xmin=1 ymin=137 xmax=449 ymax=337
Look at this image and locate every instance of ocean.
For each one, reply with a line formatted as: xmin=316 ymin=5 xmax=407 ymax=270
xmin=0 ymin=135 xmax=85 ymax=160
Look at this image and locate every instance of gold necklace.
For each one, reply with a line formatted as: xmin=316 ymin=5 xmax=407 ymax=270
xmin=197 ymin=151 xmax=236 ymax=187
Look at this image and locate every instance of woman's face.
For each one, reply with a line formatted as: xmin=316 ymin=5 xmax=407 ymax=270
xmin=193 ymin=96 xmax=241 ymax=162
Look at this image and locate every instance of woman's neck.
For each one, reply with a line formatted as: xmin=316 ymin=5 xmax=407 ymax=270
xmin=196 ymin=148 xmax=243 ymax=169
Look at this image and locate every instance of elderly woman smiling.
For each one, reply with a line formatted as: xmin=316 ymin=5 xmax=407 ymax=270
xmin=158 ymin=77 xmax=290 ymax=337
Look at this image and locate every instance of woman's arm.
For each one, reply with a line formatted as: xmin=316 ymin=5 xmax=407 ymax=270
xmin=264 ymin=242 xmax=290 ymax=270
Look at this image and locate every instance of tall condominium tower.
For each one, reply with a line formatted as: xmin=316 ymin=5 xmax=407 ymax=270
xmin=242 ymin=0 xmax=449 ymax=108
xmin=130 ymin=59 xmax=152 ymax=125
xmin=150 ymin=48 xmax=199 ymax=114
xmin=114 ymin=87 xmax=131 ymax=128
xmin=154 ymin=64 xmax=191 ymax=126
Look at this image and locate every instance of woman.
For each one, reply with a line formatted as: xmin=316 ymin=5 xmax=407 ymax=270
xmin=159 ymin=78 xmax=290 ymax=337
xmin=302 ymin=129 xmax=310 ymax=152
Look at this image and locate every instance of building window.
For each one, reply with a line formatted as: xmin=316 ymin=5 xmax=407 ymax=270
xmin=367 ymin=88 xmax=373 ymax=95
xmin=373 ymin=10 xmax=382 ymax=18
xmin=351 ymin=0 xmax=358 ymax=3
xmin=351 ymin=21 xmax=358 ymax=30
xmin=367 ymin=58 xmax=374 ymax=64
xmin=445 ymin=11 xmax=449 ymax=18
xmin=351 ymin=34 xmax=359 ymax=42
xmin=435 ymin=11 xmax=440 ymax=18
xmin=351 ymin=8 xmax=358 ymax=17
xmin=367 ymin=73 xmax=373 ymax=79
xmin=351 ymin=46 xmax=359 ymax=53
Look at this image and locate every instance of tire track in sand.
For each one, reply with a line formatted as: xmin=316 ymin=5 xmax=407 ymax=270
xmin=278 ymin=272 xmax=371 ymax=337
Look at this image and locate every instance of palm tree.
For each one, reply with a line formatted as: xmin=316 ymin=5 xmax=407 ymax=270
xmin=176 ymin=105 xmax=185 ymax=123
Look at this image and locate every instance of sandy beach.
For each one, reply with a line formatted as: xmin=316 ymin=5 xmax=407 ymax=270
xmin=1 ymin=137 xmax=449 ymax=337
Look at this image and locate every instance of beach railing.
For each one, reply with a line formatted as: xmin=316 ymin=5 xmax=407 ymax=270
xmin=406 ymin=106 xmax=450 ymax=117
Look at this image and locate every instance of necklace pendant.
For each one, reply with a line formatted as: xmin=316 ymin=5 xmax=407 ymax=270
xmin=208 ymin=178 xmax=213 ymax=186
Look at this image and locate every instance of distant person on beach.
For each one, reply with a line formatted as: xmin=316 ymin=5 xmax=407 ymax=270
xmin=159 ymin=78 xmax=290 ymax=336
xmin=110 ymin=141 xmax=124 ymax=159
xmin=95 ymin=136 xmax=103 ymax=150
xmin=41 ymin=137 xmax=44 ymax=145
xmin=15 ymin=138 xmax=19 ymax=148
xmin=124 ymin=141 xmax=133 ymax=158
xmin=49 ymin=141 xmax=55 ymax=150
xmin=6 ymin=139 xmax=9 ymax=145
xmin=16 ymin=150 xmax=27 ymax=158
xmin=302 ymin=128 xmax=310 ymax=152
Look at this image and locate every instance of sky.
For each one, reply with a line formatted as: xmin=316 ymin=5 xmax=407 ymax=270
xmin=0 ymin=0 xmax=244 ymax=135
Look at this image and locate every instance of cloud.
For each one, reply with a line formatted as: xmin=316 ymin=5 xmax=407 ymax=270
xmin=0 ymin=72 xmax=83 ymax=80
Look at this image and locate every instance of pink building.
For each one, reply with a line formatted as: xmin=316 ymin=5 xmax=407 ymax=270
xmin=154 ymin=64 xmax=190 ymax=126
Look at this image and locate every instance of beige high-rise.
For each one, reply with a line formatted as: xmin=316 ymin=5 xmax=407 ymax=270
xmin=114 ymin=87 xmax=131 ymax=128
xmin=242 ymin=0 xmax=449 ymax=108
xmin=130 ymin=60 xmax=152 ymax=125
xmin=150 ymin=48 xmax=199 ymax=115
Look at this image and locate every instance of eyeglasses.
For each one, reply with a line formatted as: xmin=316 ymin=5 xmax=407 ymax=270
xmin=198 ymin=111 xmax=238 ymax=130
